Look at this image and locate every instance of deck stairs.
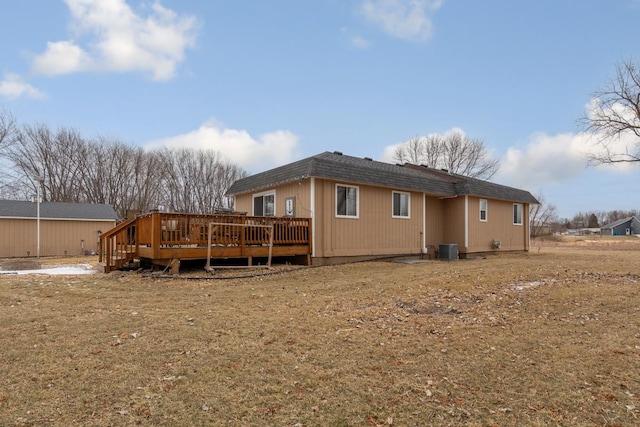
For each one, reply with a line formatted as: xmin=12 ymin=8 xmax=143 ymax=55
xmin=99 ymin=217 xmax=138 ymax=273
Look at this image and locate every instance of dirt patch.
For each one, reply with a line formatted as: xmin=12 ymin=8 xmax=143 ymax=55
xmin=1 ymin=244 xmax=640 ymax=426
xmin=1 ymin=260 xmax=42 ymax=271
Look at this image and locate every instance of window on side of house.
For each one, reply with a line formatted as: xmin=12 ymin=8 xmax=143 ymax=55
xmin=253 ymin=191 xmax=275 ymax=216
xmin=336 ymin=184 xmax=358 ymax=218
xmin=479 ymin=199 xmax=487 ymax=222
xmin=513 ymin=203 xmax=523 ymax=225
xmin=392 ymin=191 xmax=410 ymax=218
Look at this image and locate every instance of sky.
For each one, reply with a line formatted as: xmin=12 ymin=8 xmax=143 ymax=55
xmin=1 ymin=0 xmax=639 ymax=220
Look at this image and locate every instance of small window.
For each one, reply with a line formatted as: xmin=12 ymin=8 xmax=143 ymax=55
xmin=253 ymin=191 xmax=275 ymax=216
xmin=513 ymin=203 xmax=523 ymax=225
xmin=336 ymin=184 xmax=358 ymax=218
xmin=479 ymin=199 xmax=487 ymax=222
xmin=392 ymin=191 xmax=410 ymax=218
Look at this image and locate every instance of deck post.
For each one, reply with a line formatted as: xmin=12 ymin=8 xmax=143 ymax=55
xmin=135 ymin=215 xmax=140 ymax=256
xmin=106 ymin=236 xmax=111 ymax=270
xmin=267 ymin=224 xmax=274 ymax=267
xmin=151 ymin=212 xmax=162 ymax=259
xmin=307 ymin=217 xmax=313 ymax=265
xmin=205 ymin=221 xmax=213 ymax=272
xmin=240 ymin=217 xmax=246 ymax=256
xmin=170 ymin=259 xmax=180 ymax=275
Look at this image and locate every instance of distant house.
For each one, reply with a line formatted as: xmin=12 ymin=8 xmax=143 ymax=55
xmin=0 ymin=200 xmax=118 ymax=258
xmin=600 ymin=216 xmax=640 ymax=236
xmin=226 ymin=151 xmax=539 ymax=264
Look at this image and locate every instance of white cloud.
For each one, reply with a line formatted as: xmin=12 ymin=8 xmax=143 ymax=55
xmin=496 ymin=129 xmax=636 ymax=190
xmin=31 ymin=0 xmax=199 ymax=81
xmin=32 ymin=41 xmax=93 ymax=75
xmin=0 ymin=73 xmax=45 ymax=99
xmin=146 ymin=120 xmax=300 ymax=172
xmin=496 ymin=98 xmax=640 ymax=189
xmin=496 ymin=132 xmax=589 ymax=188
xmin=360 ymin=0 xmax=443 ymax=42
xmin=381 ymin=125 xmax=635 ymax=191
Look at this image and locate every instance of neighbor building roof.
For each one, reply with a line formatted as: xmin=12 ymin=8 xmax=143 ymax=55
xmin=226 ymin=151 xmax=539 ymax=204
xmin=601 ymin=216 xmax=639 ymax=229
xmin=0 ymin=200 xmax=118 ymax=221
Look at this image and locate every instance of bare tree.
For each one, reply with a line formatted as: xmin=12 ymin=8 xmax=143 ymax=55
xmin=529 ymin=192 xmax=558 ymax=237
xmin=603 ymin=209 xmax=639 ymax=225
xmin=210 ymin=159 xmax=246 ymax=210
xmin=2 ymin=118 xmax=247 ymax=217
xmin=394 ymin=136 xmax=424 ymax=164
xmin=128 ymin=148 xmax=166 ymax=214
xmin=78 ymin=137 xmax=172 ymax=218
xmin=0 ymin=109 xmax=16 ymax=151
xmin=393 ymin=130 xmax=500 ymax=179
xmin=582 ymin=59 xmax=640 ymax=165
xmin=160 ymin=147 xmax=246 ymax=214
xmin=0 ymin=110 xmax=19 ymax=198
xmin=6 ymin=123 xmax=87 ymax=202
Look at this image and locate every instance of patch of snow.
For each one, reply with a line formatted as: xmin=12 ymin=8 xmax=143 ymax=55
xmin=0 ymin=263 xmax=97 ymax=275
xmin=512 ymin=281 xmax=544 ymax=291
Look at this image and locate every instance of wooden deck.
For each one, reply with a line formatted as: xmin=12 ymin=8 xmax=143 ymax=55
xmin=99 ymin=211 xmax=311 ymax=273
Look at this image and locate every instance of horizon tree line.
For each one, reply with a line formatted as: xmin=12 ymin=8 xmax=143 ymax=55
xmin=0 ymin=112 xmax=246 ymax=218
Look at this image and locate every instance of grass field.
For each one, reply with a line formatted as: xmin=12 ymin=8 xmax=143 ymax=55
xmin=1 ymin=237 xmax=639 ymax=426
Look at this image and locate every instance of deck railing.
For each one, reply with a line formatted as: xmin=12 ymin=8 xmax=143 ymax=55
xmin=142 ymin=212 xmax=309 ymax=247
xmin=98 ymin=217 xmax=138 ymax=271
xmin=99 ymin=211 xmax=311 ymax=272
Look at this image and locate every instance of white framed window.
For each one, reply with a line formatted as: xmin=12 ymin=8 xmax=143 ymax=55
xmin=479 ymin=199 xmax=487 ymax=222
xmin=392 ymin=191 xmax=410 ymax=218
xmin=253 ymin=191 xmax=275 ymax=216
xmin=336 ymin=184 xmax=358 ymax=218
xmin=513 ymin=203 xmax=523 ymax=225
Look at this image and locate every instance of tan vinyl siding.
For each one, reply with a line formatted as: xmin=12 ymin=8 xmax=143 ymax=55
xmin=466 ymin=198 xmax=528 ymax=252
xmin=314 ymin=179 xmax=326 ymax=257
xmin=232 ymin=178 xmax=532 ymax=262
xmin=234 ymin=181 xmax=313 ymax=218
xmin=441 ymin=197 xmax=466 ymax=249
xmin=0 ymin=218 xmax=115 ymax=258
xmin=424 ymin=196 xmax=444 ymax=249
xmin=316 ymin=179 xmax=423 ymax=258
xmin=276 ymin=181 xmax=313 ymax=218
xmin=234 ymin=195 xmax=252 ymax=216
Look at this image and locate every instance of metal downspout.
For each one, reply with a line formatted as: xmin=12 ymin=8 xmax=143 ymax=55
xmin=310 ymin=177 xmax=316 ymax=258
xmin=464 ymin=195 xmax=469 ymax=250
xmin=422 ymin=192 xmax=426 ymax=252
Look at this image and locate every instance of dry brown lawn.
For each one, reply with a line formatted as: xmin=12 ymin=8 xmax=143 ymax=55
xmin=1 ymin=236 xmax=640 ymax=426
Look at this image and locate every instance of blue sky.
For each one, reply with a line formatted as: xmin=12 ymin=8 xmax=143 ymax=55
xmin=1 ymin=0 xmax=639 ymax=219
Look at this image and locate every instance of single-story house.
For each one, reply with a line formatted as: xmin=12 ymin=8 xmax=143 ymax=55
xmin=0 ymin=200 xmax=118 ymax=258
xmin=600 ymin=216 xmax=640 ymax=236
xmin=226 ymin=151 xmax=539 ymax=264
